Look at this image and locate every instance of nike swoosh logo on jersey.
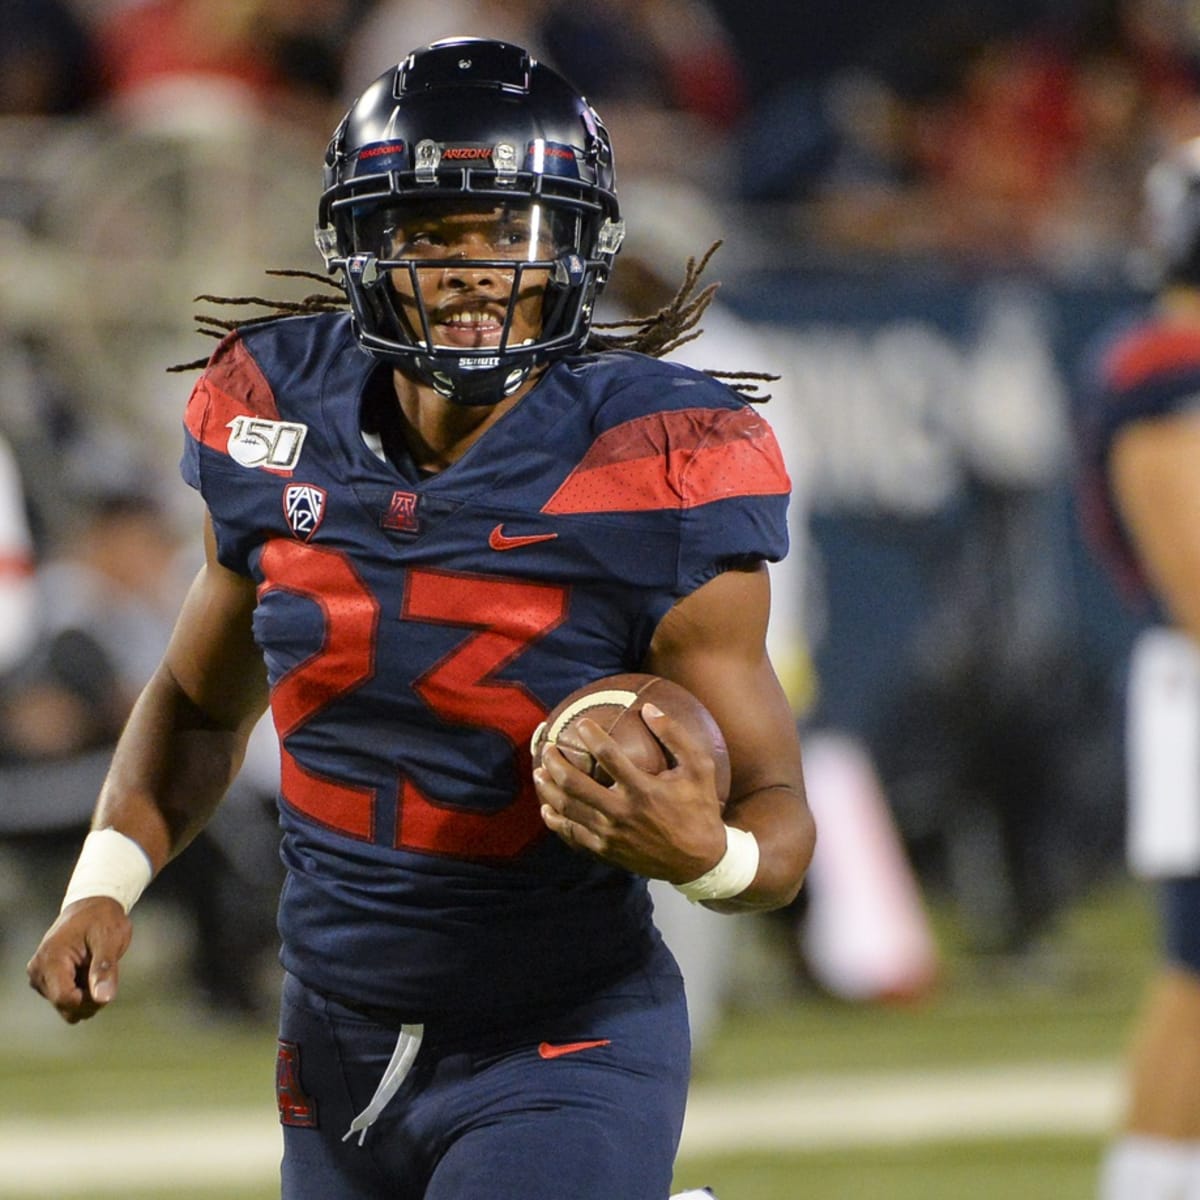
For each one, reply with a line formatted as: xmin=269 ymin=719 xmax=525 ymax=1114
xmin=537 ymin=1039 xmax=612 ymax=1060
xmin=488 ymin=524 xmax=559 ymax=551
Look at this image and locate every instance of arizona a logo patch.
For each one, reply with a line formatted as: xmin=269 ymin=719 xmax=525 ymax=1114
xmin=276 ymin=1039 xmax=317 ymax=1128
xmin=283 ymin=484 xmax=326 ymax=541
xmin=381 ymin=490 xmax=419 ymax=533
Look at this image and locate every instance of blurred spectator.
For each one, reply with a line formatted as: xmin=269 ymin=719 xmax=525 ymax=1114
xmin=903 ymin=31 xmax=1084 ymax=261
xmin=0 ymin=489 xmax=181 ymax=762
xmin=342 ymin=1 xmax=747 ymax=187
xmin=790 ymin=15 xmax=1090 ymax=262
xmin=710 ymin=0 xmax=1200 ymax=272
xmin=0 ymin=0 xmax=100 ymax=115
xmin=1044 ymin=0 xmax=1200 ymax=270
xmin=94 ymin=0 xmax=363 ymax=131
xmin=1093 ymin=0 xmax=1200 ymax=131
xmin=341 ymin=0 xmax=550 ymax=90
xmin=0 ymin=487 xmax=280 ymax=1014
xmin=538 ymin=0 xmax=747 ymax=186
xmin=710 ymin=0 xmax=1005 ymax=208
xmin=539 ymin=0 xmax=747 ymax=130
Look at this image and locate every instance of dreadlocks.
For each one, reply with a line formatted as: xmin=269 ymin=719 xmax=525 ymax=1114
xmin=168 ymin=242 xmax=776 ymax=400
xmin=167 ymin=269 xmax=347 ymax=372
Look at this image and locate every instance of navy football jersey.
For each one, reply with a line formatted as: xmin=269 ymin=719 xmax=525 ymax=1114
xmin=181 ymin=311 xmax=790 ymax=1024
xmin=1077 ymin=313 xmax=1200 ymax=609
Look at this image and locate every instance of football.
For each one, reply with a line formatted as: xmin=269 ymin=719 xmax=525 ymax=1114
xmin=531 ymin=673 xmax=731 ymax=805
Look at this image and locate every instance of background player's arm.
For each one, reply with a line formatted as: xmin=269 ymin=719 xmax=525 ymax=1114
xmin=1110 ymin=412 xmax=1200 ymax=639
xmin=537 ymin=563 xmax=815 ymax=913
xmin=27 ymin=514 xmax=268 ymax=1022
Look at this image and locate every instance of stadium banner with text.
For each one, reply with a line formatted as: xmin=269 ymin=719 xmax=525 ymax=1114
xmin=726 ymin=267 xmax=1142 ymax=871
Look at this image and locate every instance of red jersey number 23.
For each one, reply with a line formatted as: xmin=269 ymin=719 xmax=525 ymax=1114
xmin=258 ymin=540 xmax=567 ymax=859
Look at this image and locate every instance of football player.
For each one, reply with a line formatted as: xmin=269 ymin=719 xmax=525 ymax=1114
xmin=26 ymin=38 xmax=814 ymax=1200
xmin=1077 ymin=136 xmax=1200 ymax=1200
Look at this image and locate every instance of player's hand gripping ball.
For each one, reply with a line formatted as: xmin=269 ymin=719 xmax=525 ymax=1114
xmin=530 ymin=673 xmax=731 ymax=806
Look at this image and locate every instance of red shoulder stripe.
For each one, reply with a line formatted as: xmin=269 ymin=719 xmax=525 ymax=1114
xmin=1105 ymin=324 xmax=1200 ymax=392
xmin=184 ymin=335 xmax=282 ymax=454
xmin=542 ymin=406 xmax=789 ymax=515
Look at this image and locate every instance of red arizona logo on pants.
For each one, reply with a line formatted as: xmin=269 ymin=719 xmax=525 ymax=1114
xmin=277 ymin=1039 xmax=318 ymax=1128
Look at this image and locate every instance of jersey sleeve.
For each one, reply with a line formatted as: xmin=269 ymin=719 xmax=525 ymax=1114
xmin=674 ymin=404 xmax=791 ymax=588
xmin=179 ymin=331 xmax=290 ymax=577
xmin=1075 ymin=318 xmax=1200 ymax=604
xmin=1090 ymin=322 xmax=1200 ymax=458
xmin=543 ymin=368 xmax=791 ymax=643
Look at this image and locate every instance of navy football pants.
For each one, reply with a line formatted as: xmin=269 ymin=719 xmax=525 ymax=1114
xmin=276 ymin=943 xmax=691 ymax=1199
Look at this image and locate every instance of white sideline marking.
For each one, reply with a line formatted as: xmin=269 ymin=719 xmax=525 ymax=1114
xmin=680 ymin=1061 xmax=1122 ymax=1154
xmin=0 ymin=1111 xmax=281 ymax=1195
xmin=0 ymin=1062 xmax=1122 ymax=1195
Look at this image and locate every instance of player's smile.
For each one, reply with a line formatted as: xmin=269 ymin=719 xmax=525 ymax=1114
xmin=405 ymin=272 xmax=548 ymax=351
xmin=432 ymin=302 xmax=507 ymax=348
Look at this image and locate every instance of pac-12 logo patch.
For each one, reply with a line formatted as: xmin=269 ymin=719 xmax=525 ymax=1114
xmin=226 ymin=416 xmax=308 ymax=470
xmin=284 ymin=484 xmax=326 ymax=540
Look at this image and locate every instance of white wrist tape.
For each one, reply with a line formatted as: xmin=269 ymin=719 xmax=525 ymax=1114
xmin=674 ymin=826 xmax=760 ymax=902
xmin=61 ymin=829 xmax=153 ymax=915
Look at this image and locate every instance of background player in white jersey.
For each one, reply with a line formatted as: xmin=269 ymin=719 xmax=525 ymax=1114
xmin=1078 ymin=136 xmax=1200 ymax=1199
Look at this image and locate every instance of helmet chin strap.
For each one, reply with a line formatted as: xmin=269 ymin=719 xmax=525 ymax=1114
xmin=420 ymin=360 xmax=532 ymax=406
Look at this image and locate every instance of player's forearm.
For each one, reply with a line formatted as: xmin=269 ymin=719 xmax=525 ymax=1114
xmin=91 ymin=663 xmax=257 ymax=874
xmin=702 ymin=784 xmax=815 ymax=914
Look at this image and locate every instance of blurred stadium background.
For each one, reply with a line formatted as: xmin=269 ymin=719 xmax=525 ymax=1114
xmin=1 ymin=0 xmax=1194 ymax=1196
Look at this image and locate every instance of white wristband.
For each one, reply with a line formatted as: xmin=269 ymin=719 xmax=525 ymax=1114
xmin=61 ymin=829 xmax=153 ymax=915
xmin=674 ymin=826 xmax=760 ymax=902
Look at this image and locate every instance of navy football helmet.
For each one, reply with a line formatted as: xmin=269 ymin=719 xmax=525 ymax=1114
xmin=316 ymin=38 xmax=625 ymax=404
xmin=1144 ymin=137 xmax=1200 ymax=288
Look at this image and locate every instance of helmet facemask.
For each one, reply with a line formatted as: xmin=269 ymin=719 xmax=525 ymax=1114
xmin=323 ymin=194 xmax=613 ymax=404
xmin=315 ymin=40 xmax=625 ymax=405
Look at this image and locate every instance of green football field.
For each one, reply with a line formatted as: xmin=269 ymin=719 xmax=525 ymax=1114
xmin=0 ymin=875 xmax=1157 ymax=1199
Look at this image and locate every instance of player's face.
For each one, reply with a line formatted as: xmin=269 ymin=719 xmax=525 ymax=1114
xmin=376 ymin=201 xmax=565 ymax=350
